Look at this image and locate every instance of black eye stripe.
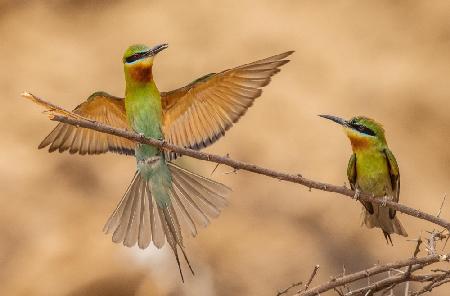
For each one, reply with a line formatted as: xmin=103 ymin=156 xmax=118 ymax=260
xmin=125 ymin=51 xmax=148 ymax=63
xmin=350 ymin=123 xmax=376 ymax=136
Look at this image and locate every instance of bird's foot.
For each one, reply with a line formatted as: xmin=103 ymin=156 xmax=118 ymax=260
xmin=138 ymin=132 xmax=145 ymax=137
xmin=353 ymin=188 xmax=361 ymax=200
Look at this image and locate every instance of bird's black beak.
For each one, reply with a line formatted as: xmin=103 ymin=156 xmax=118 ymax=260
xmin=148 ymin=43 xmax=168 ymax=56
xmin=318 ymin=114 xmax=349 ymax=127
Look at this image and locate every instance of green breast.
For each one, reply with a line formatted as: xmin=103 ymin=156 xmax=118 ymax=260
xmin=125 ymin=82 xmax=163 ymax=159
xmin=355 ymin=149 xmax=391 ymax=196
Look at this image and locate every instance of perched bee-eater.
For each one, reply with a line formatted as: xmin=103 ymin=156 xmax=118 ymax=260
xmin=319 ymin=115 xmax=408 ymax=244
xmin=38 ymin=43 xmax=293 ymax=279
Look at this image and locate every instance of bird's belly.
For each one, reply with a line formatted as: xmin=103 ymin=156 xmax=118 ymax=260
xmin=126 ymin=97 xmax=164 ymax=161
xmin=128 ymin=109 xmax=162 ymax=139
xmin=132 ymin=116 xmax=163 ymax=162
xmin=356 ymin=174 xmax=389 ymax=196
xmin=355 ymin=153 xmax=391 ymax=197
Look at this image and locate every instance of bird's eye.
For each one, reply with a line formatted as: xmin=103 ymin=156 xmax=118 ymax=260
xmin=349 ymin=121 xmax=375 ymax=136
xmin=125 ymin=52 xmax=147 ymax=63
xmin=354 ymin=124 xmax=376 ymax=136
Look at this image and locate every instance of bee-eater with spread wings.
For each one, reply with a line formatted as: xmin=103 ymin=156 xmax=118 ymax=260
xmin=319 ymin=115 xmax=407 ymax=244
xmin=38 ymin=43 xmax=293 ymax=280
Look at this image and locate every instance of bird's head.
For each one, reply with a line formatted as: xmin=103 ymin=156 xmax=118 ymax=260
xmin=123 ymin=43 xmax=168 ymax=83
xmin=319 ymin=115 xmax=387 ymax=151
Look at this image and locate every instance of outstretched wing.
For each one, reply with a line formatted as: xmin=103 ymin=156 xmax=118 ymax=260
xmin=347 ymin=153 xmax=374 ymax=214
xmin=384 ymin=148 xmax=400 ymax=218
xmin=161 ymin=51 xmax=293 ymax=159
xmin=39 ymin=92 xmax=135 ymax=155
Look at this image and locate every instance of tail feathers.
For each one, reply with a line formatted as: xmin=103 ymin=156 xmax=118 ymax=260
xmin=362 ymin=205 xmax=408 ymax=244
xmin=383 ymin=218 xmax=408 ymax=245
xmin=103 ymin=162 xmax=231 ymax=281
xmin=383 ymin=231 xmax=393 ymax=246
xmin=168 ymin=162 xmax=231 ymax=237
xmin=159 ymin=206 xmax=194 ymax=282
xmin=103 ymin=171 xmax=165 ymax=249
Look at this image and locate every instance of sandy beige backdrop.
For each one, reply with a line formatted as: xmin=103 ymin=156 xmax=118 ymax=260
xmin=1 ymin=0 xmax=449 ymax=295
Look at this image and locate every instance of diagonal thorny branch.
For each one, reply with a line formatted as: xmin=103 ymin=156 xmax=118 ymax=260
xmin=22 ymin=92 xmax=450 ymax=233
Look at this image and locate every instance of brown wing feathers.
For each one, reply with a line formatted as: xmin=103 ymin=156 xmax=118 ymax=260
xmin=161 ymin=51 xmax=293 ymax=158
xmin=38 ymin=92 xmax=135 ymax=155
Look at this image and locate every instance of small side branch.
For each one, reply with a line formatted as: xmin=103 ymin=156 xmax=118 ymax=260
xmin=304 ymin=265 xmax=320 ymax=291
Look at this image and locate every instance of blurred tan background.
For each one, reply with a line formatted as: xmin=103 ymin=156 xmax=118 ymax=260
xmin=1 ymin=0 xmax=449 ymax=295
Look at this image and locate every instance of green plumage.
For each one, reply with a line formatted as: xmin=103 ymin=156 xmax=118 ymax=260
xmin=320 ymin=115 xmax=407 ymax=243
xmin=123 ymin=46 xmax=172 ymax=208
xmin=102 ymin=44 xmax=231 ymax=281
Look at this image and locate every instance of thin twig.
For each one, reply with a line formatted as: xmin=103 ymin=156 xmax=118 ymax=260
xmin=437 ymin=194 xmax=447 ymax=218
xmin=342 ymin=265 xmax=351 ymax=294
xmin=301 ymin=265 xmax=320 ymax=292
xmin=426 ymin=231 xmax=438 ymax=255
xmin=406 ymin=237 xmax=422 ymax=277
xmin=404 ymin=238 xmax=422 ymax=296
xmin=404 ymin=281 xmax=410 ymax=296
xmin=277 ymin=282 xmax=302 ymax=296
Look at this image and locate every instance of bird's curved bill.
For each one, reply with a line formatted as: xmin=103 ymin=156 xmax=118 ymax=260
xmin=318 ymin=114 xmax=349 ymax=126
xmin=149 ymin=43 xmax=168 ymax=56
